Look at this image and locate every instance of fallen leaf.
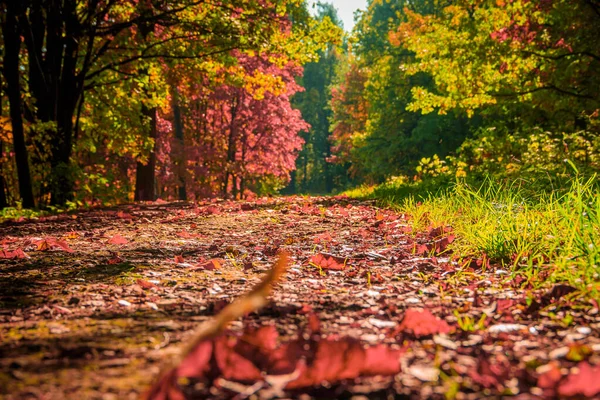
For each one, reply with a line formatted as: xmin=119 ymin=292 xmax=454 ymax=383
xmin=117 ymin=211 xmax=134 ymax=220
xmin=558 ymin=362 xmax=600 ymax=397
xmin=396 ymin=309 xmax=452 ymax=338
xmin=33 ymin=237 xmax=74 ymax=253
xmin=309 ymin=253 xmax=346 ymax=270
xmin=0 ymin=248 xmax=30 ymax=259
xmin=537 ymin=362 xmax=562 ymax=389
xmin=197 ymin=259 xmax=221 ymax=270
xmin=108 ymin=234 xmax=129 ymax=245
xmin=137 ymin=279 xmax=157 ymax=289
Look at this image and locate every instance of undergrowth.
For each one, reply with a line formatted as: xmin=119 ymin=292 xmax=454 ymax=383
xmin=347 ymin=176 xmax=600 ymax=295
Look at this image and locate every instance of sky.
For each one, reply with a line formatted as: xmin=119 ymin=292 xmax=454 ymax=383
xmin=307 ymin=0 xmax=368 ymax=32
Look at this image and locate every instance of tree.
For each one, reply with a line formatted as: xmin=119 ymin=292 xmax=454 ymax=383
xmin=0 ymin=2 xmax=34 ymax=208
xmin=291 ymin=2 xmax=343 ymax=193
xmin=0 ymin=0 xmax=316 ymax=206
xmin=328 ymin=0 xmax=470 ymax=183
xmin=392 ymin=0 xmax=600 ymax=130
xmin=155 ymin=53 xmax=309 ymax=199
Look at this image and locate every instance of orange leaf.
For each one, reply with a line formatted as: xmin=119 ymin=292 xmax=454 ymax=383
xmin=198 ymin=259 xmax=221 ymax=270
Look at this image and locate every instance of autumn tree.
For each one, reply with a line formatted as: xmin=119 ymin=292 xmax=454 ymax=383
xmin=0 ymin=0 xmax=321 ymax=207
xmin=393 ymin=0 xmax=600 ymax=129
xmin=328 ymin=0 xmax=470 ymax=183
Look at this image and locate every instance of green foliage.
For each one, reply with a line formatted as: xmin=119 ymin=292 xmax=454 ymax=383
xmin=328 ymin=0 xmax=471 ymax=183
xmin=0 ymin=203 xmax=42 ymax=222
xmin=350 ymin=175 xmax=600 ymax=294
xmin=290 ymin=2 xmax=345 ymax=193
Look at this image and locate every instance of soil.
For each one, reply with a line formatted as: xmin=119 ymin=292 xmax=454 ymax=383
xmin=1 ymin=196 xmax=599 ymax=399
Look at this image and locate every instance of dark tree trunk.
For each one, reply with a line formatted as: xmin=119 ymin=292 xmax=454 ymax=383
xmin=223 ymin=97 xmax=239 ymax=198
xmin=134 ymin=105 xmax=157 ymax=201
xmin=0 ymin=77 xmax=8 ymax=209
xmin=1 ymin=4 xmax=35 ymax=208
xmin=0 ymin=140 xmax=7 ymax=209
xmin=288 ymin=170 xmax=297 ymax=194
xmin=172 ymin=88 xmax=187 ymax=200
xmin=20 ymin=0 xmax=82 ymax=206
xmin=134 ymin=13 xmax=158 ymax=202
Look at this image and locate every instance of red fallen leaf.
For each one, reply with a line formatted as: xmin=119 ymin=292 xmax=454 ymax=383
xmin=287 ymin=339 xmax=401 ymax=389
xmin=558 ymin=362 xmax=600 ymax=397
xmin=297 ymin=304 xmax=313 ymax=314
xmin=428 ymin=225 xmax=452 ymax=238
xmin=0 ymin=248 xmax=30 ymax=259
xmin=176 ymin=230 xmax=195 ymax=239
xmin=116 ymin=211 xmax=134 ymax=220
xmin=33 ymin=238 xmax=74 ymax=253
xmin=468 ymin=355 xmax=511 ymax=390
xmin=396 ymin=308 xmax=452 ymax=338
xmin=137 ymin=279 xmax=157 ymax=289
xmin=107 ymin=255 xmax=123 ymax=264
xmin=537 ymin=362 xmax=562 ymax=389
xmin=146 ymin=323 xmax=402 ymax=399
xmin=108 ymin=234 xmax=129 ymax=245
xmin=413 ymin=243 xmax=429 ymax=255
xmin=174 ymin=255 xmax=185 ymax=263
xmin=432 ymin=235 xmax=455 ymax=253
xmin=214 ymin=336 xmax=263 ymax=381
xmin=206 ymin=205 xmax=220 ymax=214
xmin=496 ymin=299 xmax=516 ymax=314
xmin=309 ymin=253 xmax=346 ymax=270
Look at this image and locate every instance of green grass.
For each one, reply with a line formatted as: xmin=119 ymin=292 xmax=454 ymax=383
xmin=346 ymin=176 xmax=600 ymax=296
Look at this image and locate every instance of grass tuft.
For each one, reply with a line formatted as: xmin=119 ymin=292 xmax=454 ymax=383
xmin=347 ymin=176 xmax=600 ymax=295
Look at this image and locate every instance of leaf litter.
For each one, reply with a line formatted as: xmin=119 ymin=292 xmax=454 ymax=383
xmin=0 ymin=196 xmax=598 ymax=399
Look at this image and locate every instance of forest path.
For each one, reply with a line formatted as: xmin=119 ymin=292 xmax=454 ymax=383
xmin=1 ymin=196 xmax=598 ymax=399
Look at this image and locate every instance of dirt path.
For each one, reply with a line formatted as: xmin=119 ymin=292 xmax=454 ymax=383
xmin=1 ymin=197 xmax=599 ymax=399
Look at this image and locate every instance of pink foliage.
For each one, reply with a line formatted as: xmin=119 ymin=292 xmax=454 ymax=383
xmin=156 ymin=55 xmax=308 ymax=199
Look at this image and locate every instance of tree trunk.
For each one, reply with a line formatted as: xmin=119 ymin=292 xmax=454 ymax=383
xmin=0 ymin=140 xmax=7 ymax=209
xmin=0 ymin=77 xmax=8 ymax=209
xmin=20 ymin=0 xmax=81 ymax=206
xmin=1 ymin=5 xmax=35 ymax=208
xmin=134 ymin=105 xmax=157 ymax=201
xmin=223 ymin=97 xmax=239 ymax=198
xmin=172 ymin=87 xmax=187 ymax=200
